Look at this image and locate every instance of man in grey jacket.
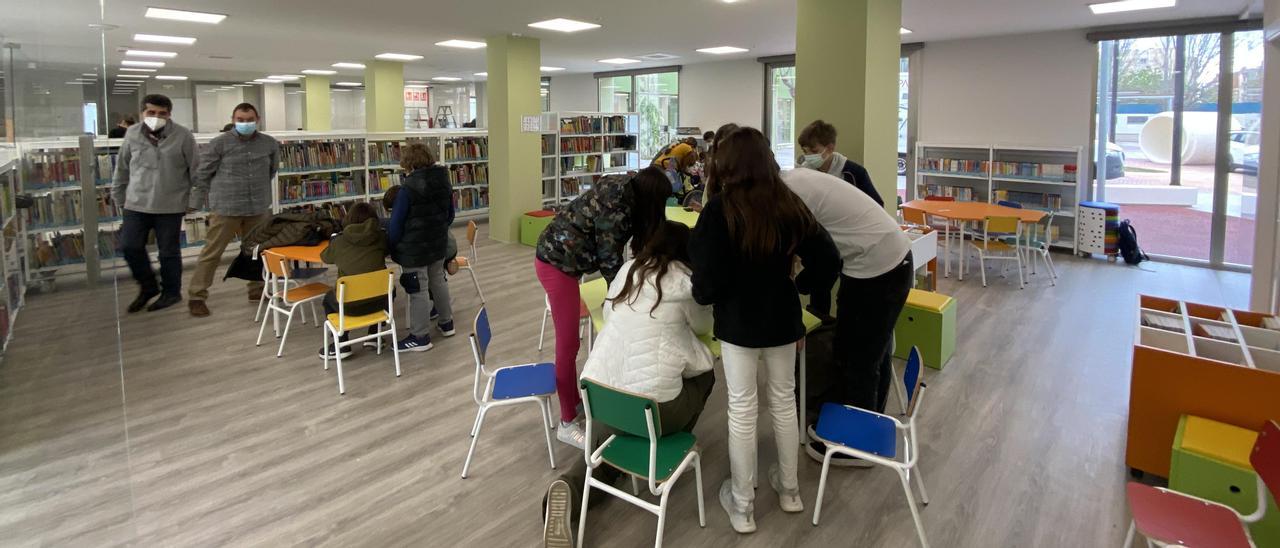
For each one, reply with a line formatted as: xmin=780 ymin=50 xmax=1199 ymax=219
xmin=186 ymin=102 xmax=279 ymax=317
xmin=112 ymin=94 xmax=199 ymax=313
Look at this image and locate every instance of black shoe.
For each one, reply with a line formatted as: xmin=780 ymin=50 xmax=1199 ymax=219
xmin=128 ymin=291 xmax=159 ymax=313
xmin=805 ymin=305 xmax=836 ymax=326
xmin=318 ymin=344 xmax=354 ymax=360
xmin=146 ymin=294 xmax=182 ymax=312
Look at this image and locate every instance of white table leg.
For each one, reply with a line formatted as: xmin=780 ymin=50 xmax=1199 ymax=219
xmin=800 ymin=340 xmax=808 ymax=446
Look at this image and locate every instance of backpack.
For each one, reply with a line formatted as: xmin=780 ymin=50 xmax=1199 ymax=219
xmin=1117 ymin=219 xmax=1149 ymax=265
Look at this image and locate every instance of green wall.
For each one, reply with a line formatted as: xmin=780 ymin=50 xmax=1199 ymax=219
xmin=485 ymin=35 xmax=542 ymax=243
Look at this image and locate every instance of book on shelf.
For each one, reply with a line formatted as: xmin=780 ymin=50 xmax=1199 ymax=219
xmin=442 ymin=137 xmax=487 ymax=162
xmin=453 ymin=187 xmax=490 ymax=211
xmin=26 ymin=229 xmax=117 ymax=268
xmin=279 ymin=174 xmax=365 ymax=204
xmin=605 ymin=135 xmax=636 ymax=151
xmin=561 ymin=155 xmax=602 ymax=175
xmin=370 ymin=172 xmax=401 ymax=193
xmin=23 ymin=189 xmax=118 ymax=228
xmin=367 ymin=141 xmax=403 ymax=167
xmin=992 ymin=161 xmax=1077 ymax=182
xmin=542 ymin=158 xmax=557 ymax=178
xmin=279 ymin=139 xmax=363 ymax=172
xmin=541 ymin=134 xmax=556 ymax=156
xmin=559 ymin=115 xmax=629 ymax=135
xmin=993 ymin=189 xmax=1063 ymax=210
xmin=920 ymin=158 xmax=988 ymax=175
xmin=23 ymin=150 xmax=117 ymax=189
xmin=447 ymin=164 xmax=488 ymax=186
xmin=560 ymin=137 xmax=602 ymax=155
xmin=920 ymin=183 xmax=977 ymax=201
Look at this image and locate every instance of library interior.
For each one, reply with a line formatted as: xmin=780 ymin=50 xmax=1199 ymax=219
xmin=5 ymin=0 xmax=1280 ymax=546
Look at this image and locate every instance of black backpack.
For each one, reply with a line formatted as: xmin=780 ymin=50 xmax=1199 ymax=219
xmin=1117 ymin=219 xmax=1149 ymax=265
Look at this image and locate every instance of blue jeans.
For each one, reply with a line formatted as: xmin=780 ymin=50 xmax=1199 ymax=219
xmin=120 ymin=209 xmax=184 ymax=296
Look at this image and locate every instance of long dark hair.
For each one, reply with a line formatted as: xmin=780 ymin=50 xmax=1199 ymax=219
xmin=627 ymin=166 xmax=673 ymax=256
xmin=714 ymin=126 xmax=815 ymax=262
xmin=610 ymin=221 xmax=691 ymax=316
xmin=704 ymin=123 xmax=740 ymax=199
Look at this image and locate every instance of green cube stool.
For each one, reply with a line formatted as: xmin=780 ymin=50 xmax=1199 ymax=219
xmin=1170 ymin=415 xmax=1280 ymax=547
xmin=520 ymin=210 xmax=555 ymax=247
xmin=893 ymin=289 xmax=955 ymax=370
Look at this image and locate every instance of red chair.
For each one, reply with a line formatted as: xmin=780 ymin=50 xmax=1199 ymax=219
xmin=1123 ymin=420 xmax=1280 ymax=547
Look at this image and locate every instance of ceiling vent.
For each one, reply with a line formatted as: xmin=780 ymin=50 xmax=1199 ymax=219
xmin=639 ymin=53 xmax=679 ymax=61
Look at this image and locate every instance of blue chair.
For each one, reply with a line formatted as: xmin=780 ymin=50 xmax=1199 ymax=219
xmin=996 ymin=200 xmax=1023 ymax=209
xmin=460 ymin=307 xmax=558 ymax=478
xmin=811 ymin=346 xmax=930 ymax=547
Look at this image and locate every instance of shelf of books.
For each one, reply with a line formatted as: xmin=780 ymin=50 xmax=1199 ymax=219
xmin=364 ymin=130 xmax=489 ymax=218
xmin=541 ymin=111 xmax=639 ymax=207
xmin=1 ymin=144 xmax=24 ymax=352
xmin=914 ymin=143 xmax=1085 ymax=252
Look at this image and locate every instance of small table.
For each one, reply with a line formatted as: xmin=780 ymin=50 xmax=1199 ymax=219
xmin=267 ymin=241 xmax=329 ymax=264
xmin=665 ymin=206 xmax=699 ymax=228
xmin=900 ymin=200 xmax=1046 ymax=281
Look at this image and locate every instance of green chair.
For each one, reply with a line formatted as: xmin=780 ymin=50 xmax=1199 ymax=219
xmin=576 ymin=379 xmax=705 ymax=548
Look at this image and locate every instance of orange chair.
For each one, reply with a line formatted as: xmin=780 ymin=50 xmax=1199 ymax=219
xmin=256 ymin=251 xmax=331 ymax=357
xmin=454 ymin=221 xmax=486 ymax=303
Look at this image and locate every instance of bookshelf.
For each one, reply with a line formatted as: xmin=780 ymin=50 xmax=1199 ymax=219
xmin=364 ymin=130 xmax=489 ymax=219
xmin=540 ymin=111 xmax=640 ymax=207
xmin=913 ymin=143 xmax=1086 ymax=252
xmin=1 ymin=145 xmax=24 ymax=352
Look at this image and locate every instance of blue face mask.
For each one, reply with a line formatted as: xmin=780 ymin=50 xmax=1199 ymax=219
xmin=234 ymin=121 xmax=257 ymax=136
xmin=800 ymin=153 xmax=826 ymax=169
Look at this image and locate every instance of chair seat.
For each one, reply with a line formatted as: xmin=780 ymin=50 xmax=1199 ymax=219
xmin=281 ymin=283 xmax=331 ymax=303
xmin=326 ymin=311 xmax=390 ymax=332
xmin=600 ymin=431 xmax=697 ymax=482
xmin=814 ymin=402 xmax=898 ymax=458
xmin=455 ymin=256 xmax=470 ymax=268
xmin=1127 ymin=483 xmax=1251 ymax=548
xmin=492 ymin=362 xmax=557 ymax=400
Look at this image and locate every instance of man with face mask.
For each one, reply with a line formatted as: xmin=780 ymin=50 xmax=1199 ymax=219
xmin=797 ymin=119 xmax=885 ymax=207
xmin=112 ymin=94 xmax=199 ymax=313
xmin=186 ymin=102 xmax=280 ymax=317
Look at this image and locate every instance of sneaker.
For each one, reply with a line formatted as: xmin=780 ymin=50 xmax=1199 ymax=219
xmin=438 ymin=320 xmax=456 ymax=337
xmin=556 ymin=420 xmax=586 ymax=450
xmin=718 ymin=479 xmax=756 ymax=534
xmin=146 ymin=294 xmax=182 ymax=312
xmin=362 ymin=327 xmax=382 ymax=349
xmin=430 ymin=306 xmax=439 ymax=321
xmin=318 ymin=345 xmax=354 ymax=360
xmin=188 ymin=300 xmax=210 ymax=317
xmin=396 ymin=334 xmax=434 ymax=352
xmin=543 ymin=479 xmax=574 ymax=548
xmin=806 ymin=440 xmax=874 ymax=468
xmin=128 ymin=290 xmax=159 ymax=313
xmin=768 ymin=464 xmax=804 ymax=513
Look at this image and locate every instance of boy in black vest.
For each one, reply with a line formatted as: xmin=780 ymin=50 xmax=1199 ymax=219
xmin=387 ymin=143 xmax=456 ymax=351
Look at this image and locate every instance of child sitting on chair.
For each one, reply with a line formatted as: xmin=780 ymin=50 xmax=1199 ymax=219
xmin=540 ymin=220 xmax=716 ymax=547
xmin=318 ymin=202 xmax=389 ymax=359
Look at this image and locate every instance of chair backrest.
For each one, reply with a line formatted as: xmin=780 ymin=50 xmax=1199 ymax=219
xmin=901 ymin=207 xmax=926 ymax=225
xmin=924 ymin=195 xmax=955 ymax=202
xmin=997 ymin=200 xmax=1023 ymax=209
xmin=1252 ymin=420 xmax=1280 ymax=502
xmin=262 ymin=251 xmax=290 ymax=278
xmin=904 ymin=346 xmax=926 ymax=416
xmin=336 ymin=269 xmax=392 ymax=303
xmin=471 ymin=307 xmax=492 ymax=362
xmin=466 ymin=220 xmax=479 ymax=247
xmin=581 ymin=378 xmax=659 ymax=438
xmin=985 ymin=215 xmax=1020 ymax=235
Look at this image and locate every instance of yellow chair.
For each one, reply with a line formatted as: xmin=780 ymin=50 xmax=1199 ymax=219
xmin=322 ymin=268 xmax=401 ymax=395
xmin=579 ymin=277 xmax=608 ymax=351
xmin=454 ymin=221 xmax=486 ymax=303
xmin=256 ymin=251 xmax=331 ymax=357
xmin=970 ymin=216 xmax=1024 ymax=289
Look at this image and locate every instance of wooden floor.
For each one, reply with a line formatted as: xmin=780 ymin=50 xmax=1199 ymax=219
xmin=0 ymin=223 xmax=1251 ymax=547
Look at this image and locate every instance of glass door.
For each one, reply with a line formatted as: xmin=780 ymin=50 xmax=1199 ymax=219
xmin=766 ymin=63 xmax=796 ymax=169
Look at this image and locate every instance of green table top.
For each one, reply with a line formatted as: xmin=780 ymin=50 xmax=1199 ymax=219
xmin=666 ymin=206 xmax=700 ymax=228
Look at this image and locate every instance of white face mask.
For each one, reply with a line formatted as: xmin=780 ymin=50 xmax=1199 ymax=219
xmin=144 ymin=116 xmax=167 ymax=131
xmin=800 ymin=153 xmax=826 ymax=170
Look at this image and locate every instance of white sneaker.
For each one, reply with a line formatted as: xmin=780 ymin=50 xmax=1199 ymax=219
xmin=719 ymin=479 xmax=756 ymax=534
xmin=543 ymin=479 xmax=574 ymax=548
xmin=768 ymin=464 xmax=804 ymax=513
xmin=556 ymin=420 xmax=586 ymax=450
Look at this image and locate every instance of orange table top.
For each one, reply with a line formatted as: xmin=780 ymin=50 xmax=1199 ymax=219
xmin=901 ymin=199 xmax=1047 ymax=223
xmin=265 ymin=241 xmax=328 ymax=264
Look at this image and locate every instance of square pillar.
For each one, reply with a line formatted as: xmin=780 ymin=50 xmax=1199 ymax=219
xmin=304 ymin=75 xmax=331 ymax=131
xmin=261 ymin=82 xmax=287 ymax=131
xmin=485 ymin=34 xmax=542 ymax=243
xmin=364 ymin=60 xmax=404 ymax=132
xmin=795 ymin=0 xmax=901 ymax=212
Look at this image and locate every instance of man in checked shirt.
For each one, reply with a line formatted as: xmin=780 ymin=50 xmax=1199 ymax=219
xmin=186 ymin=102 xmax=280 ymax=317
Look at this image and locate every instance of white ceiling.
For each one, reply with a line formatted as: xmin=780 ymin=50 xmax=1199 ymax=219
xmin=0 ymin=0 xmax=1260 ymax=84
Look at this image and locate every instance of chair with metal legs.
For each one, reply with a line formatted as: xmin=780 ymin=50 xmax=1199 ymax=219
xmin=256 ymin=251 xmax=329 ymax=357
xmin=454 ymin=220 xmax=486 ymax=303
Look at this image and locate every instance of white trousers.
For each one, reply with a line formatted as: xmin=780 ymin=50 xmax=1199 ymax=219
xmin=720 ymin=340 xmax=801 ymax=510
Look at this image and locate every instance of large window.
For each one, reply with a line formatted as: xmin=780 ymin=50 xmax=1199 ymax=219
xmin=597 ymin=70 xmax=678 ymax=159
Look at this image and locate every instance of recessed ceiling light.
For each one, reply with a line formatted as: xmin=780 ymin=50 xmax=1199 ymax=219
xmin=405 ymin=80 xmax=429 ymax=84
xmin=696 ymin=46 xmax=749 ymax=55
xmin=540 ymin=66 xmax=566 ymax=72
xmin=268 ymin=75 xmax=302 ymax=80
xmin=82 ymin=72 xmax=98 ymax=77
xmin=126 ymin=49 xmax=178 ymax=59
xmin=528 ymin=18 xmax=600 ymax=33
xmin=474 ymin=72 xmax=488 ymax=77
xmin=74 ymin=77 xmax=97 ymax=82
xmin=301 ymin=69 xmax=337 ymax=75
xmin=155 ymin=75 xmax=187 ymax=80
xmin=1088 ymin=0 xmax=1175 ymax=13
xmin=540 ymin=81 xmax=550 ymax=87
xmin=335 ymin=81 xmax=363 ymax=86
xmin=375 ymin=53 xmax=423 ymax=61
xmin=65 ymin=81 xmax=94 ymax=85
xmin=406 ymin=84 xmax=430 ymax=89
xmin=436 ymin=39 xmax=486 ymax=49
xmin=598 ymin=58 xmax=641 ymax=65
xmin=144 ymin=7 xmax=226 ymax=24
xmin=133 ymin=33 xmax=196 ymax=45
xmin=233 ymin=83 xmax=252 ymax=87
xmin=117 ymin=74 xmax=150 ymax=79
xmin=432 ymin=76 xmax=463 ymax=82
xmin=900 ymin=27 xmax=912 ymax=34
xmin=332 ymin=62 xmax=366 ymax=69
xmin=253 ymin=78 xmax=284 ymax=83
xmin=122 ymin=60 xmax=165 ymax=67
xmin=120 ymin=68 xmax=157 ymax=72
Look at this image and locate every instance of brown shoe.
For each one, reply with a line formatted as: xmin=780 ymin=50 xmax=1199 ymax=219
xmin=189 ymin=300 xmax=210 ymax=317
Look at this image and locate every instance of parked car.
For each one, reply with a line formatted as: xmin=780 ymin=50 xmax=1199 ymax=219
xmin=1104 ymin=142 xmax=1126 ymax=180
xmin=1230 ymin=131 xmax=1260 ymax=175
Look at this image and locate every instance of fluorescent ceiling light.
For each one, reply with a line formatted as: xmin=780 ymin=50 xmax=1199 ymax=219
xmin=122 ymin=60 xmax=165 ymax=67
xmin=528 ymin=18 xmax=601 ymax=33
xmin=233 ymin=84 xmax=252 ymax=87
xmin=253 ymin=78 xmax=284 ymax=83
xmin=133 ymin=33 xmax=196 ymax=45
xmin=82 ymin=72 xmax=98 ymax=77
xmin=405 ymin=80 xmax=429 ymax=84
xmin=268 ymin=75 xmax=302 ymax=80
xmin=301 ymin=69 xmax=337 ymax=75
xmin=432 ymin=76 xmax=462 ymax=82
xmin=155 ymin=75 xmax=187 ymax=80
xmin=900 ymin=27 xmax=912 ymax=34
xmin=436 ymin=39 xmax=486 ymax=49
xmin=405 ymin=84 xmax=430 ymax=89
xmin=66 ymin=81 xmax=93 ymax=85
xmin=474 ymin=72 xmax=487 ymax=77
xmin=375 ymin=53 xmax=423 ymax=61
xmin=117 ymin=74 xmax=150 ymax=79
xmin=120 ymin=68 xmax=157 ymax=72
xmin=696 ymin=46 xmax=749 ymax=55
xmin=598 ymin=58 xmax=641 ymax=65
xmin=540 ymin=66 xmax=565 ymax=72
xmin=1088 ymin=0 xmax=1176 ymax=14
xmin=126 ymin=49 xmax=178 ymax=59
xmin=332 ymin=62 xmax=366 ymax=69
xmin=332 ymin=89 xmax=352 ymax=92
xmin=540 ymin=81 xmax=550 ymax=87
xmin=144 ymin=7 xmax=226 ymax=24
xmin=335 ymin=81 xmax=363 ymax=86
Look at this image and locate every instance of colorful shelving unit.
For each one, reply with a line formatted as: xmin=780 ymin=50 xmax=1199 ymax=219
xmin=539 ymin=111 xmax=640 ymax=207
